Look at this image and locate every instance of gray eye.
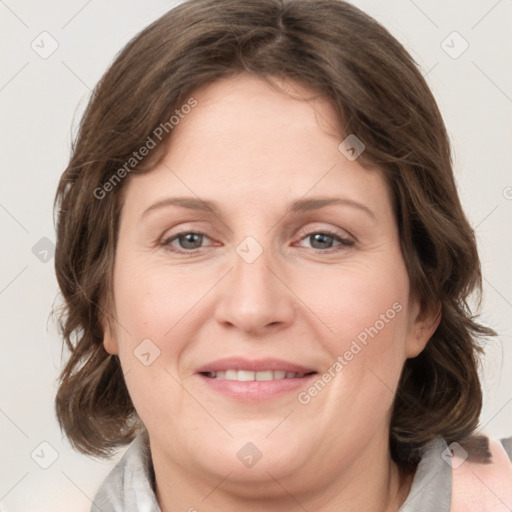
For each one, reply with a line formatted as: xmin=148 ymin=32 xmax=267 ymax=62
xmin=176 ymin=233 xmax=204 ymax=250
xmin=308 ymin=233 xmax=336 ymax=250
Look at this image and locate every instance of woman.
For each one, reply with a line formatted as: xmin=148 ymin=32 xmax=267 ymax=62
xmin=53 ymin=0 xmax=512 ymax=510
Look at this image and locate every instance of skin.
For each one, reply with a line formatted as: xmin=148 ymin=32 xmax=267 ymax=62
xmin=103 ymin=72 xmax=439 ymax=512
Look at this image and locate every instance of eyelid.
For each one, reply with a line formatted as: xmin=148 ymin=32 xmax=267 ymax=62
xmin=158 ymin=221 xmax=215 ymax=244
xmin=293 ymin=222 xmax=355 ymax=243
xmin=292 ymin=229 xmax=355 ymax=252
xmin=161 ymin=230 xmax=214 ymax=250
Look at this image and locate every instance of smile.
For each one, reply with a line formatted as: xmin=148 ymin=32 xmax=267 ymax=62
xmin=202 ymin=370 xmax=314 ymax=381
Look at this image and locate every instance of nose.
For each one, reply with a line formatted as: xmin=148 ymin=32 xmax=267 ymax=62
xmin=214 ymin=243 xmax=296 ymax=336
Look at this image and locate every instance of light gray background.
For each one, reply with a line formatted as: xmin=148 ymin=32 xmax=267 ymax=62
xmin=1 ymin=1 xmax=511 ymax=510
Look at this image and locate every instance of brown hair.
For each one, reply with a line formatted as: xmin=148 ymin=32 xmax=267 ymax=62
xmin=53 ymin=0 xmax=495 ymax=468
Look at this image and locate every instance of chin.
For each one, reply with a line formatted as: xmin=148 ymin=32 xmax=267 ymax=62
xmin=192 ymin=436 xmax=307 ymax=486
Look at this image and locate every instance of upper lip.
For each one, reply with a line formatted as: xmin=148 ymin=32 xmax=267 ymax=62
xmin=196 ymin=357 xmax=317 ymax=374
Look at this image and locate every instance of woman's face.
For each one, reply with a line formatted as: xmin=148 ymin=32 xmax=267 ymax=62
xmin=104 ymin=73 xmax=433 ymax=496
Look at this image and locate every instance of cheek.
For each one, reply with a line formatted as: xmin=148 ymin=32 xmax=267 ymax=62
xmin=294 ymin=270 xmax=410 ymax=443
xmin=113 ymin=257 xmax=197 ymax=342
xmin=111 ymin=259 xmax=209 ymax=410
xmin=313 ymin=257 xmax=411 ymax=382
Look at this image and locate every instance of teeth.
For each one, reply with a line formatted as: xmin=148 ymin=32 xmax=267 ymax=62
xmin=238 ymin=370 xmax=254 ymax=381
xmin=255 ymin=370 xmax=273 ymax=381
xmin=206 ymin=370 xmax=307 ymax=381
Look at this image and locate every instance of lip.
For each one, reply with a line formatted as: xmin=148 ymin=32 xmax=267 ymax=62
xmin=195 ymin=357 xmax=316 ymax=374
xmin=196 ymin=357 xmax=317 ymax=402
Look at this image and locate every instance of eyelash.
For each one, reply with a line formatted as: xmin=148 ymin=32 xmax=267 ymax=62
xmin=160 ymin=229 xmax=354 ymax=254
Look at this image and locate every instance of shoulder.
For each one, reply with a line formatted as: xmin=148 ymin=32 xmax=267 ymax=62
xmin=90 ymin=434 xmax=160 ymax=512
xmin=399 ymin=437 xmax=452 ymax=512
xmin=450 ymin=435 xmax=512 ymax=512
xmin=399 ymin=435 xmax=512 ymax=512
xmin=500 ymin=436 xmax=512 ymax=461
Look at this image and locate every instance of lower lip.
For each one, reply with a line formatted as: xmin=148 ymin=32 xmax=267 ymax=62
xmin=197 ymin=373 xmax=317 ymax=401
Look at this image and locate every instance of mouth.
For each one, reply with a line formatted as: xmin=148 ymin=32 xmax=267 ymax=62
xmin=200 ymin=370 xmax=317 ymax=381
xmin=196 ymin=357 xmax=318 ymax=401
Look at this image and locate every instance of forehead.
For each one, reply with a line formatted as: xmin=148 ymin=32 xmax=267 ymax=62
xmin=120 ymin=72 xmax=392 ymax=222
xmin=175 ymin=73 xmax=343 ymax=155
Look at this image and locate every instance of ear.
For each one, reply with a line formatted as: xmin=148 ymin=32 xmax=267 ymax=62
xmin=406 ymin=300 xmax=441 ymax=358
xmin=101 ymin=315 xmax=119 ymax=355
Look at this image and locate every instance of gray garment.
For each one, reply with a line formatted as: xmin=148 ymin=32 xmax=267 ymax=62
xmin=91 ymin=435 xmax=512 ymax=512
xmin=91 ymin=434 xmax=159 ymax=512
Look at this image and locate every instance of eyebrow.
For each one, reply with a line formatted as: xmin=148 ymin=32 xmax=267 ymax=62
xmin=141 ymin=196 xmax=376 ymax=220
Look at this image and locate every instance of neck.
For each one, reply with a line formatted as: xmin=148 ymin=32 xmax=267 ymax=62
xmin=151 ymin=430 xmax=414 ymax=512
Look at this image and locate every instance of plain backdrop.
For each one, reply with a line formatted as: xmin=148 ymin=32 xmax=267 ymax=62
xmin=1 ymin=1 xmax=511 ymax=510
